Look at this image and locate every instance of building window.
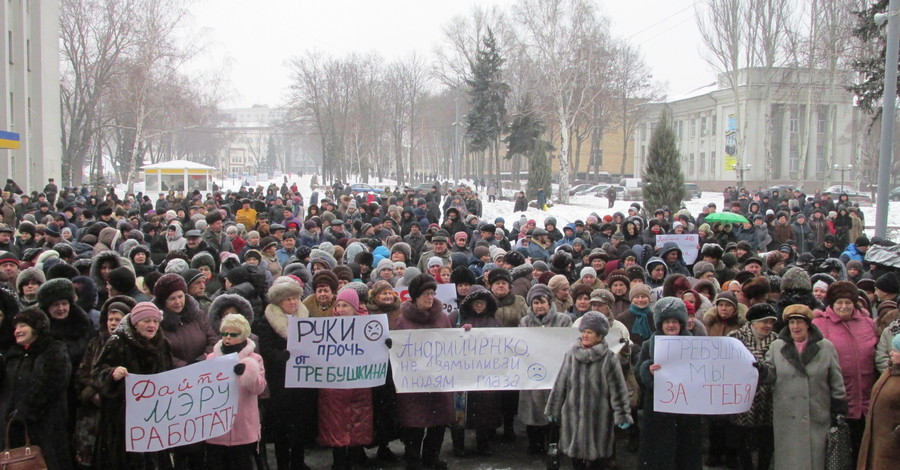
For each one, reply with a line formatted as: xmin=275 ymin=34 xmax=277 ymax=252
xmin=711 ymin=151 xmax=716 ymax=175
xmin=691 ymin=119 xmax=696 ymax=138
xmin=789 ymin=150 xmax=800 ymax=178
xmin=641 ymin=124 xmax=646 ymax=141
xmin=641 ymin=145 xmax=646 ymax=159
xmin=818 ymin=112 xmax=826 ymax=134
xmin=650 ymin=122 xmax=658 ymax=138
xmin=699 ymin=152 xmax=706 ymax=174
xmin=689 ymin=153 xmax=695 ymax=174
xmin=790 ymin=118 xmax=799 ymax=134
xmin=701 ymin=117 xmax=707 ymax=136
xmin=677 ymin=121 xmax=683 ymax=141
xmin=712 ymin=114 xmax=717 ymax=135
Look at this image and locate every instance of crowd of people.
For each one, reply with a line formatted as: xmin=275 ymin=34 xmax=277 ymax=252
xmin=0 ymin=177 xmax=898 ymax=470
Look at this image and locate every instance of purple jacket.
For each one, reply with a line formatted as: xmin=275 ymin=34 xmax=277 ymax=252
xmin=812 ymin=307 xmax=878 ymax=419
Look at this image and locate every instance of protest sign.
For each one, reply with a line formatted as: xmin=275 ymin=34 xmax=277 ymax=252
xmin=394 ymin=284 xmax=457 ymax=316
xmin=125 ymin=354 xmax=239 ymax=452
xmin=389 ymin=327 xmax=577 ymax=393
xmin=655 ymin=234 xmax=700 ymax=264
xmin=285 ymin=314 xmax=390 ymax=389
xmin=652 ymin=336 xmax=758 ymax=415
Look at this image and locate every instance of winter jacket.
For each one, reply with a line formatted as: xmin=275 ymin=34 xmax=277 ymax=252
xmin=510 ymin=263 xmax=535 ymax=299
xmin=394 ymin=299 xmax=454 ymax=428
xmin=0 ymin=334 xmax=72 ymax=470
xmin=762 ymin=324 xmax=848 ymax=470
xmin=156 ymin=295 xmax=218 ymax=368
xmin=545 ymin=340 xmax=633 ymax=460
xmin=791 ymin=221 xmax=814 ymax=254
xmin=701 ymin=304 xmax=748 ymax=338
xmin=812 ymin=307 xmax=878 ymax=420
xmin=518 ymin=305 xmax=572 ymax=426
xmin=857 ymin=364 xmax=900 ymax=470
xmin=494 ymin=292 xmax=528 ymax=328
xmin=839 ymin=243 xmax=866 ymax=264
xmin=727 ymin=323 xmax=777 ymax=427
xmin=205 ymin=339 xmax=266 ymax=446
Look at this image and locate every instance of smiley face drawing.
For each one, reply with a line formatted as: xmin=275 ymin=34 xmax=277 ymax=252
xmin=364 ymin=320 xmax=384 ymax=341
xmin=527 ymin=363 xmax=547 ymax=381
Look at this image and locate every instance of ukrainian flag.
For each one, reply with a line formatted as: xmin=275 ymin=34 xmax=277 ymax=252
xmin=0 ymin=130 xmax=20 ymax=149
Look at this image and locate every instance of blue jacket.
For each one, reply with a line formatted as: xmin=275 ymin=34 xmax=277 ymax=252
xmin=839 ymin=243 xmax=865 ymax=263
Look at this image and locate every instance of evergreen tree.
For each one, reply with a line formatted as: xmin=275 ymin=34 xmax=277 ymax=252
xmin=505 ymin=96 xmax=553 ymax=201
xmin=642 ymin=113 xmax=685 ymax=214
xmin=266 ymin=135 xmax=279 ymax=172
xmin=466 ymin=28 xmax=509 ymax=154
xmin=849 ymin=0 xmax=898 ymax=115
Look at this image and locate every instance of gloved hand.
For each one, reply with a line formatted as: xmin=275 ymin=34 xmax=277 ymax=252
xmin=752 ymin=361 xmax=768 ymax=381
xmin=233 ymin=363 xmax=246 ymax=376
xmin=617 ymin=422 xmax=632 ymax=430
xmin=281 ymin=350 xmax=292 ymax=362
xmin=385 ymin=338 xmax=393 ymax=349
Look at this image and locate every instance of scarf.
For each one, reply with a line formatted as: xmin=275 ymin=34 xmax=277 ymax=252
xmin=222 ymin=340 xmax=247 ymax=355
xmin=629 ymin=304 xmax=652 ymax=340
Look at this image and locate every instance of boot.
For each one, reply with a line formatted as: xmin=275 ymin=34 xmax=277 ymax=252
xmin=502 ymin=415 xmax=516 ymax=442
xmin=376 ymin=445 xmax=400 ymax=463
xmin=451 ymin=428 xmax=467 ymax=457
xmin=253 ymin=443 xmax=271 ymax=470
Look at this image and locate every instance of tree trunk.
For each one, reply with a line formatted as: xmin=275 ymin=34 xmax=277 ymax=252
xmin=557 ymin=104 xmax=571 ymax=204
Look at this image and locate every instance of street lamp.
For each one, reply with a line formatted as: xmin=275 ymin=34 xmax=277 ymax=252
xmin=833 ymin=164 xmax=853 ymax=193
xmin=732 ymin=163 xmax=751 ymax=189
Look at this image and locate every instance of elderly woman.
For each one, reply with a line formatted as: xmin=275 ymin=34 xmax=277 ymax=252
xmin=205 ymin=314 xmax=266 ymax=470
xmin=519 ymin=283 xmax=573 ymax=455
xmin=15 ymin=267 xmax=44 ymax=309
xmin=254 ymin=276 xmax=316 ymax=470
xmin=857 ymin=333 xmax=900 ymax=469
xmin=761 ymin=304 xmax=848 ymax=470
xmin=812 ymin=281 xmax=878 ymax=462
xmin=0 ymin=307 xmax=71 ymax=470
xmin=727 ymin=303 xmax=780 ymax=470
xmin=394 ymin=274 xmax=453 ymax=470
xmin=93 ymin=302 xmax=173 ymax=469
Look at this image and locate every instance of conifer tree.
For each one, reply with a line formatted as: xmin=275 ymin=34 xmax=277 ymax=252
xmin=505 ymin=96 xmax=553 ymax=201
xmin=642 ymin=113 xmax=685 ymax=214
xmin=466 ymin=28 xmax=509 ymax=154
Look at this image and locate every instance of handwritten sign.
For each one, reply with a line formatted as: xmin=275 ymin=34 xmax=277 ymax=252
xmin=389 ymin=327 xmax=576 ymax=393
xmin=655 ymin=234 xmax=700 ymax=264
xmin=285 ymin=314 xmax=389 ymax=389
xmin=394 ymin=283 xmax=457 ymax=316
xmin=125 ymin=354 xmax=239 ymax=452
xmin=652 ymin=336 xmax=758 ymax=415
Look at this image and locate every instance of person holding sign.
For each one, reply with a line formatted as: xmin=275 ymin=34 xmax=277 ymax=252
xmin=205 ymin=314 xmax=266 ymax=470
xmin=545 ymin=312 xmax=633 ymax=470
xmin=759 ymin=304 xmax=847 ymax=470
xmin=394 ymin=274 xmax=453 ymax=470
xmin=254 ymin=276 xmax=316 ymax=470
xmin=519 ymin=283 xmax=573 ymax=456
xmin=92 ymin=302 xmax=173 ymax=469
xmin=636 ymin=298 xmax=703 ymax=470
xmin=318 ymin=289 xmax=374 ymax=470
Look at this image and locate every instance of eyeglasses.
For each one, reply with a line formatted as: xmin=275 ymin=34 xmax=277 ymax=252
xmin=220 ymin=332 xmax=241 ymax=338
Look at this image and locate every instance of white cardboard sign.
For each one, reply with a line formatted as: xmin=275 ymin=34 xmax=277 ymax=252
xmin=655 ymin=234 xmax=700 ymax=264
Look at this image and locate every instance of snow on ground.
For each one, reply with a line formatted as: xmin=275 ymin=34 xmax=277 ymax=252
xmin=120 ymin=175 xmax=900 ymax=242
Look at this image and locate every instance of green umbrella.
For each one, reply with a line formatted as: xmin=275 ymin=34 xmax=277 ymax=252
xmin=703 ymin=212 xmax=749 ymax=224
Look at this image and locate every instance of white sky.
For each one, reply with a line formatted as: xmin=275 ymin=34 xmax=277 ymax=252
xmin=188 ymin=0 xmax=713 ymax=108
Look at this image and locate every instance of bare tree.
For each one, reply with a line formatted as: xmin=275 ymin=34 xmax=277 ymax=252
xmin=608 ymin=42 xmax=662 ymax=179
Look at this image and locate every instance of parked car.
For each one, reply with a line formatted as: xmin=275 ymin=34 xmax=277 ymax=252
xmin=824 ymin=185 xmax=873 ymax=204
xmin=683 ymin=183 xmax=702 ymax=200
xmin=349 ymin=183 xmax=385 ymax=194
xmin=568 ymin=184 xmax=595 ymax=196
xmin=891 ymin=186 xmax=900 ymax=201
xmin=573 ymin=184 xmax=609 ymax=197
xmin=592 ymin=185 xmax=626 ymax=200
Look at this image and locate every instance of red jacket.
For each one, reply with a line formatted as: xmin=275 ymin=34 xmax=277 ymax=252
xmin=813 ymin=307 xmax=878 ymax=420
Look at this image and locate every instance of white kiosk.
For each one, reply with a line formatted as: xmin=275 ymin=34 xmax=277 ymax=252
xmin=141 ymin=160 xmax=215 ymax=193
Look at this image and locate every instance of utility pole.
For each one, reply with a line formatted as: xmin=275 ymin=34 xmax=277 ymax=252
xmin=454 ymin=83 xmax=462 ymax=184
xmin=876 ymin=0 xmax=899 ymax=237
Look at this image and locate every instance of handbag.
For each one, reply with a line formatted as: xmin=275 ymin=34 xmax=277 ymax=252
xmin=546 ymin=423 xmax=560 ymax=470
xmin=1 ymin=418 xmax=47 ymax=470
xmin=825 ymin=415 xmax=853 ymax=470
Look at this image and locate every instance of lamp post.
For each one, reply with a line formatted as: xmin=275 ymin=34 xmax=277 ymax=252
xmin=732 ymin=163 xmax=751 ymax=189
xmin=833 ymin=164 xmax=853 ymax=192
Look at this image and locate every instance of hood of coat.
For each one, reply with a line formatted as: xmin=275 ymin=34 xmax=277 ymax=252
xmin=90 ymin=250 xmax=134 ymax=292
xmin=510 ymin=262 xmax=534 ymax=281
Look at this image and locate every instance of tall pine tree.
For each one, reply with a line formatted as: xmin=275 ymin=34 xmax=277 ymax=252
xmin=642 ymin=113 xmax=685 ymax=214
xmin=466 ymin=28 xmax=509 ymax=160
xmin=505 ymin=96 xmax=553 ymax=201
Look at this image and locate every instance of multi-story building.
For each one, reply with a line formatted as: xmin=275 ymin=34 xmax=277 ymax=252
xmin=1 ymin=0 xmax=61 ymax=193
xmin=634 ymin=67 xmax=858 ymax=191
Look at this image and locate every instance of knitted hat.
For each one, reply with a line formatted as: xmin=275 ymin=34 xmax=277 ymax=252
xmin=783 ymin=304 xmax=814 ymax=323
xmin=652 ymin=297 xmax=688 ymax=329
xmin=875 ymin=272 xmax=900 ymax=295
xmin=16 ymin=267 xmax=46 ymax=292
xmin=164 ymin=258 xmax=189 ymax=274
xmin=533 ymin=260 xmax=550 ymax=272
xmin=37 ymin=278 xmax=76 ymax=310
xmin=130 ymin=302 xmax=163 ymax=325
xmin=427 ymin=256 xmax=444 ymax=269
xmin=14 ymin=307 xmax=50 ymax=334
xmin=826 ymin=280 xmax=859 ymax=307
xmin=714 ymin=291 xmax=738 ymax=308
xmin=526 ymin=283 xmax=553 ymax=306
xmin=746 ymin=303 xmax=778 ymax=322
xmin=781 ymin=267 xmax=811 ymax=292
xmin=336 ymin=285 xmax=363 ymax=311
xmin=629 ymin=284 xmax=651 ymax=301
xmin=547 ymin=274 xmax=570 ymax=293
xmin=408 ymin=274 xmax=437 ymax=301
xmin=580 ymin=267 xmax=597 ymax=280
xmin=399 ymin=267 xmax=422 ymax=287
xmin=180 ymin=269 xmax=205 ymax=288
xmin=107 ymin=266 xmax=136 ymax=293
xmin=487 ymin=268 xmax=513 ymax=286
xmin=312 ymin=270 xmax=339 ymax=293
xmin=578 ymin=311 xmax=610 ymax=336
xmin=269 ymin=276 xmax=304 ymax=305
xmin=590 ymin=288 xmax=615 ymax=305
xmin=692 ymin=261 xmax=715 ymax=278
xmin=741 ymin=276 xmax=770 ymax=300
xmin=153 ymin=273 xmax=187 ymax=301
xmin=191 ymin=251 xmax=216 ymax=272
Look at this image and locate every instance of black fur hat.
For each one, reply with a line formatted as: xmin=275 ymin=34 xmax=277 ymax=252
xmin=37 ymin=278 xmax=76 ymax=310
xmin=14 ymin=306 xmax=50 ymax=334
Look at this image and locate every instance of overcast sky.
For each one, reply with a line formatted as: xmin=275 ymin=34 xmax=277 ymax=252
xmin=188 ymin=0 xmax=713 ymax=108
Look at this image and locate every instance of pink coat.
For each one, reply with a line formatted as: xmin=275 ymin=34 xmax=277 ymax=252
xmin=812 ymin=308 xmax=878 ymax=420
xmin=205 ymin=339 xmax=267 ymax=446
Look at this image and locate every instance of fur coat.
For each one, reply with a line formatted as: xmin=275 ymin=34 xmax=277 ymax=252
xmin=545 ymin=340 xmax=633 ymax=460
xmin=727 ymin=322 xmax=777 ymax=427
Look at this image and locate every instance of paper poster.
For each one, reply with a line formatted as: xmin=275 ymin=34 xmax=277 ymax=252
xmin=389 ymin=327 xmax=577 ymax=393
xmin=655 ymin=234 xmax=700 ymax=265
xmin=125 ymin=354 xmax=239 ymax=452
xmin=652 ymin=336 xmax=758 ymax=415
xmin=285 ymin=314 xmax=390 ymax=388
